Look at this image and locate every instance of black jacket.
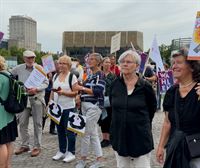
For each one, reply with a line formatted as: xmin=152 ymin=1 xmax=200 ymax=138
xmin=110 ymin=76 xmax=157 ymax=157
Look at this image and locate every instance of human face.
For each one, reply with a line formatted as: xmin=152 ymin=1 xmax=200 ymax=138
xmin=171 ymin=55 xmax=193 ymax=80
xmin=102 ymin=58 xmax=111 ymax=71
xmin=119 ymin=54 xmax=138 ymax=75
xmin=24 ymin=56 xmax=35 ymax=67
xmin=110 ymin=56 xmax=116 ymax=65
xmin=87 ymin=55 xmax=98 ymax=69
xmin=58 ymin=59 xmax=70 ymax=72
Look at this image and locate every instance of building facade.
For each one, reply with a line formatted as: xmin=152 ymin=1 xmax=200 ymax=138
xmin=8 ymin=15 xmax=37 ymax=51
xmin=62 ymin=31 xmax=143 ymax=61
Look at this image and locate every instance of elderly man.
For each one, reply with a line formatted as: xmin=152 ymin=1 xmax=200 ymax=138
xmin=12 ymin=50 xmax=48 ymax=157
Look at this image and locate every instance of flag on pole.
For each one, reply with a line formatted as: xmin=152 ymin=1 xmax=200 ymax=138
xmin=0 ymin=31 xmax=4 ymax=43
xmin=149 ymin=35 xmax=164 ymax=72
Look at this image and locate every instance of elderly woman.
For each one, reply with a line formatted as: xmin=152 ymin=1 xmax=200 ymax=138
xmin=0 ymin=56 xmax=18 ymax=168
xmin=73 ymin=53 xmax=105 ymax=168
xmin=156 ymin=48 xmax=200 ymax=168
xmin=110 ymin=50 xmax=157 ymax=168
xmin=49 ymin=55 xmax=78 ymax=163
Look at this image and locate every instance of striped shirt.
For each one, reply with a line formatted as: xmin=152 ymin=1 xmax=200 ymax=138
xmin=81 ymin=71 xmax=105 ymax=108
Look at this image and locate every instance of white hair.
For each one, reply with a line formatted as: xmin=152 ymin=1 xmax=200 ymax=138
xmin=118 ymin=50 xmax=141 ymax=65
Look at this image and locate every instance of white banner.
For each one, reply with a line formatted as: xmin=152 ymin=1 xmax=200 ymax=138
xmin=110 ymin=32 xmax=121 ymax=54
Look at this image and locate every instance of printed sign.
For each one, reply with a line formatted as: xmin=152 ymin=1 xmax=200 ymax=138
xmin=47 ymin=100 xmax=63 ymax=125
xmin=24 ymin=65 xmax=46 ymax=88
xmin=110 ymin=32 xmax=121 ymax=54
xmin=41 ymin=55 xmax=56 ymax=73
xmin=158 ymin=70 xmax=174 ymax=93
xmin=188 ymin=11 xmax=200 ymax=60
xmin=67 ymin=112 xmax=86 ymax=136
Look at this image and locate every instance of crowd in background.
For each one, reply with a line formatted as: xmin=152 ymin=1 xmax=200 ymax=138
xmin=0 ymin=48 xmax=200 ymax=168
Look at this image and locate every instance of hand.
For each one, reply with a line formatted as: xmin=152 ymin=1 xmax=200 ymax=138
xmin=195 ymin=83 xmax=200 ymax=100
xmin=26 ymin=88 xmax=38 ymax=95
xmin=156 ymin=146 xmax=165 ymax=164
xmin=72 ymin=82 xmax=82 ymax=92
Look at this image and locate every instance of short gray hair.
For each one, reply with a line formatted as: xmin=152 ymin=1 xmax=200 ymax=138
xmin=118 ymin=50 xmax=141 ymax=65
xmin=90 ymin=53 xmax=103 ymax=65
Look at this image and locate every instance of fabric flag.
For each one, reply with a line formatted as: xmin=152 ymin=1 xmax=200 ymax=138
xmin=158 ymin=70 xmax=174 ymax=93
xmin=149 ymin=36 xmax=164 ymax=72
xmin=0 ymin=31 xmax=4 ymax=43
xmin=188 ymin=11 xmax=200 ymax=60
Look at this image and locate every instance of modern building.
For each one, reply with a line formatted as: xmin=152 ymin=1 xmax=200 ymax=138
xmin=171 ymin=37 xmax=192 ymax=51
xmin=62 ymin=31 xmax=143 ymax=61
xmin=8 ymin=15 xmax=38 ymax=51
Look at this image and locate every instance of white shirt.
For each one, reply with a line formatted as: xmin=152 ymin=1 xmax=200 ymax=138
xmin=53 ymin=73 xmax=77 ymax=109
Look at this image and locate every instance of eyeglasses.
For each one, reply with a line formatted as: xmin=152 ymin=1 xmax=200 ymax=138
xmin=119 ymin=60 xmax=135 ymax=65
xmin=25 ymin=57 xmax=35 ymax=59
xmin=58 ymin=62 xmax=68 ymax=65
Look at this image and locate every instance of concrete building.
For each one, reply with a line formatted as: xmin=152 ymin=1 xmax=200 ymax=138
xmin=8 ymin=15 xmax=38 ymax=51
xmin=171 ymin=37 xmax=192 ymax=51
xmin=62 ymin=31 xmax=143 ymax=61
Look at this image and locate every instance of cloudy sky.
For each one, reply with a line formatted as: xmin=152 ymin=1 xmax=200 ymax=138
xmin=0 ymin=0 xmax=199 ymax=53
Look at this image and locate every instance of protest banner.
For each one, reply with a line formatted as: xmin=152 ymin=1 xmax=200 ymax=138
xmin=41 ymin=55 xmax=56 ymax=73
xmin=188 ymin=11 xmax=200 ymax=60
xmin=110 ymin=32 xmax=121 ymax=54
xmin=24 ymin=65 xmax=47 ymax=88
xmin=149 ymin=35 xmax=164 ymax=72
xmin=158 ymin=70 xmax=174 ymax=93
xmin=67 ymin=112 xmax=86 ymax=136
xmin=47 ymin=100 xmax=63 ymax=125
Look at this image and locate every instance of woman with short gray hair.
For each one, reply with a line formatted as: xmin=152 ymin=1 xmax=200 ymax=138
xmin=73 ymin=52 xmax=106 ymax=168
xmin=110 ymin=50 xmax=157 ymax=168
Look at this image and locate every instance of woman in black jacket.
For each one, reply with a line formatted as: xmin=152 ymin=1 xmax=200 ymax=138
xmin=110 ymin=50 xmax=157 ymax=168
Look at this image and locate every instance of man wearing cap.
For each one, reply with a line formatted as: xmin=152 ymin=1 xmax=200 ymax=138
xmin=11 ymin=50 xmax=49 ymax=157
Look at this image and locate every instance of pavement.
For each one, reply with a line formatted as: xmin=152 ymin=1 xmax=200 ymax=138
xmin=12 ymin=111 xmax=164 ymax=168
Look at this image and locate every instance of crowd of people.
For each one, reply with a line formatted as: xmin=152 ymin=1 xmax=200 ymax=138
xmin=0 ymin=48 xmax=200 ymax=168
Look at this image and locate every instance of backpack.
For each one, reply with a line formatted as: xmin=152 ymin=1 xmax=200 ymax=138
xmin=0 ymin=72 xmax=28 ymax=114
xmin=53 ymin=72 xmax=75 ymax=90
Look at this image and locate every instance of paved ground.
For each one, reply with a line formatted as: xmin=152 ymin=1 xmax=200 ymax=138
xmin=12 ymin=111 xmax=165 ymax=168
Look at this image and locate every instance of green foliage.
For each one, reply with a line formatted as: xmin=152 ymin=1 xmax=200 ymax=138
xmin=0 ymin=47 xmax=53 ymax=65
xmin=0 ymin=48 xmax=10 ymax=57
xmin=159 ymin=44 xmax=172 ymax=66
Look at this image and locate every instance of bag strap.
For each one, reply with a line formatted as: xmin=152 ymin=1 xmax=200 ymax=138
xmin=0 ymin=72 xmax=11 ymax=104
xmin=174 ymin=88 xmax=180 ymax=129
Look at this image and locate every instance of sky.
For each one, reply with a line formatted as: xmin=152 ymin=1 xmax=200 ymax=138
xmin=0 ymin=0 xmax=199 ymax=53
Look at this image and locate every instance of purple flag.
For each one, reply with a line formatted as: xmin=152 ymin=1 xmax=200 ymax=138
xmin=158 ymin=70 xmax=174 ymax=93
xmin=0 ymin=32 xmax=4 ymax=43
xmin=138 ymin=52 xmax=148 ymax=74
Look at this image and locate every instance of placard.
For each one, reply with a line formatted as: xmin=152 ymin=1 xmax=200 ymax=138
xmin=188 ymin=11 xmax=200 ymax=60
xmin=41 ymin=55 xmax=56 ymax=73
xmin=47 ymin=100 xmax=63 ymax=125
xmin=24 ymin=65 xmax=46 ymax=88
xmin=67 ymin=112 xmax=86 ymax=136
xmin=110 ymin=32 xmax=121 ymax=54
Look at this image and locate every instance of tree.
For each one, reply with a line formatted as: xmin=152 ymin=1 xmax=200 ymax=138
xmin=159 ymin=44 xmax=172 ymax=66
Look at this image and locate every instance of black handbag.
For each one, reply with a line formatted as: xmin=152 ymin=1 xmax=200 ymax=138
xmin=174 ymin=89 xmax=200 ymax=159
xmin=185 ymin=133 xmax=200 ymax=159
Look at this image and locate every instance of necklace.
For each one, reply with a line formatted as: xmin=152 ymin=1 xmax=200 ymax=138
xmin=179 ymin=81 xmax=194 ymax=88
